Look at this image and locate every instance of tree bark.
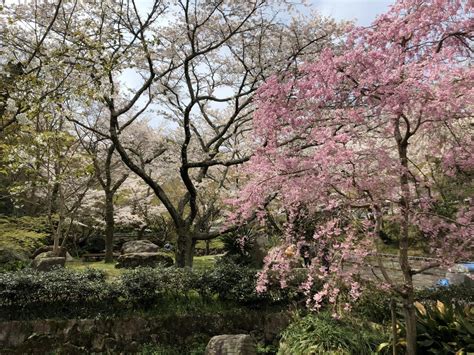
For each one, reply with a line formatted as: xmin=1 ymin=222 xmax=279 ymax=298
xmin=104 ymin=192 xmax=115 ymax=263
xmin=395 ymin=117 xmax=416 ymax=355
xmin=175 ymin=234 xmax=187 ymax=267
xmin=175 ymin=233 xmax=195 ymax=267
xmin=402 ymin=292 xmax=417 ymax=355
xmin=53 ymin=185 xmax=64 ymax=255
xmin=390 ymin=298 xmax=398 ymax=355
xmin=186 ymin=239 xmax=196 ymax=267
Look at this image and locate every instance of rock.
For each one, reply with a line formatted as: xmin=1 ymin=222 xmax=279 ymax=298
xmin=0 ymin=247 xmax=29 ymax=268
xmin=115 ymin=252 xmax=173 ymax=268
xmin=264 ymin=313 xmax=292 ymax=344
xmin=34 ymin=251 xmax=56 ymax=259
xmin=205 ymin=334 xmax=257 ymax=355
xmin=32 ymin=246 xmax=67 ymax=259
xmin=32 ymin=253 xmax=66 ymax=271
xmin=121 ymin=240 xmax=159 ymax=254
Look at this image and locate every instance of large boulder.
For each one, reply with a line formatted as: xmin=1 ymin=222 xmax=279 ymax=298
xmin=115 ymin=252 xmax=173 ymax=269
xmin=205 ymin=334 xmax=257 ymax=355
xmin=31 ymin=246 xmax=73 ymax=261
xmin=121 ymin=240 xmax=159 ymax=254
xmin=32 ymin=252 xmax=66 ymax=271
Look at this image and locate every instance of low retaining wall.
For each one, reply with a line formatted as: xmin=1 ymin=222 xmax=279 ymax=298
xmin=0 ymin=311 xmax=291 ymax=354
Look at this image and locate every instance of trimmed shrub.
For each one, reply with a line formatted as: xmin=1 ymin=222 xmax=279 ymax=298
xmin=119 ymin=267 xmax=198 ymax=305
xmin=0 ymin=268 xmax=120 ymax=319
xmin=204 ymin=258 xmax=263 ymax=304
xmin=203 ymin=258 xmax=308 ymax=306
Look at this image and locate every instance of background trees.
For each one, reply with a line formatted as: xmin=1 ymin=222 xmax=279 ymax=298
xmin=232 ymin=1 xmax=473 ymax=353
xmin=17 ymin=0 xmax=343 ymax=266
xmin=2 ymin=0 xmax=346 ymax=266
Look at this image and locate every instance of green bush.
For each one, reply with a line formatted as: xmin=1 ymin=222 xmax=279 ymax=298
xmin=349 ymin=284 xmax=474 ymax=325
xmin=204 ymin=258 xmax=263 ymax=304
xmin=278 ymin=312 xmax=386 ymax=355
xmin=119 ymin=267 xmax=198 ymax=306
xmin=0 ymin=261 xmax=300 ymax=320
xmin=416 ymin=284 xmax=474 ymax=306
xmin=221 ymin=226 xmax=257 ymax=265
xmin=0 ymin=268 xmax=120 ymax=319
xmin=352 ymin=287 xmax=392 ymax=323
xmin=204 ymin=258 xmax=308 ymax=306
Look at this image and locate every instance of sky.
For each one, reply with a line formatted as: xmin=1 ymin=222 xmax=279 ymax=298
xmin=4 ymin=0 xmax=394 ymax=25
xmin=311 ymin=0 xmax=394 ymax=25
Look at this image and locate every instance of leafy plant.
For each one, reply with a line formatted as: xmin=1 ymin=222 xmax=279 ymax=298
xmin=378 ymin=301 xmax=474 ymax=354
xmin=278 ymin=312 xmax=386 ymax=355
xmin=204 ymin=257 xmax=263 ymax=304
xmin=352 ymin=287 xmax=392 ymax=323
xmin=0 ymin=267 xmax=120 ymax=319
xmin=119 ymin=267 xmax=199 ymax=305
xmin=416 ymin=285 xmax=474 ymax=306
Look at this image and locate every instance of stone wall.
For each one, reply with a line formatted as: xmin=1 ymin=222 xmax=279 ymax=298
xmin=0 ymin=311 xmax=291 ymax=354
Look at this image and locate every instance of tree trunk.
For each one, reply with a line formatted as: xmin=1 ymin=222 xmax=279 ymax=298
xmin=186 ymin=239 xmax=196 ymax=267
xmin=53 ymin=185 xmax=64 ymax=255
xmin=104 ymin=192 xmax=115 ymax=263
xmin=176 ymin=234 xmax=187 ymax=267
xmin=176 ymin=233 xmax=195 ymax=268
xmin=402 ymin=293 xmax=417 ymax=355
xmin=395 ymin=119 xmax=416 ymax=354
xmin=390 ymin=298 xmax=398 ymax=355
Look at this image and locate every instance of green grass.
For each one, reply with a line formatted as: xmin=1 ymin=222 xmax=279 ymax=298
xmin=193 ymin=254 xmax=220 ymax=271
xmin=66 ymin=260 xmax=123 ymax=278
xmin=195 ymin=238 xmax=224 ymax=251
xmin=66 ymin=254 xmax=220 ymax=278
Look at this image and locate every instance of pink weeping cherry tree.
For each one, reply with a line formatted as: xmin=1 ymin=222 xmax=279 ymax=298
xmin=231 ymin=0 xmax=473 ymax=353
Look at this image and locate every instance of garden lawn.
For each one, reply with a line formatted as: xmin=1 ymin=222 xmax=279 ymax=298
xmin=66 ymin=254 xmax=220 ymax=278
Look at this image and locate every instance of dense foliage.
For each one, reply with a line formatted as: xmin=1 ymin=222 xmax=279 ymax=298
xmin=278 ymin=312 xmax=386 ymax=354
xmin=0 ymin=216 xmax=51 ymax=271
xmin=0 ymin=260 xmax=301 ymax=320
xmin=379 ymin=301 xmax=474 ymax=354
